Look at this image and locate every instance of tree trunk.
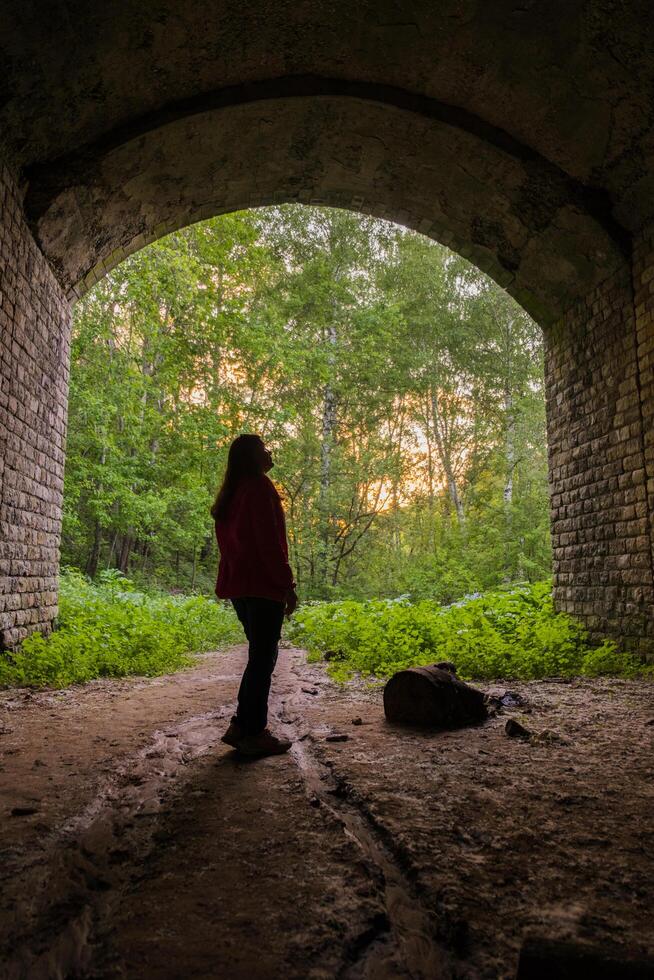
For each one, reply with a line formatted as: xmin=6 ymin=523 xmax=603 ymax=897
xmin=430 ymin=388 xmax=465 ymax=527
xmin=503 ymin=389 xmax=515 ymax=509
xmin=86 ymin=444 xmax=107 ymax=578
xmin=503 ymin=385 xmax=516 ymax=582
xmin=391 ymin=479 xmax=400 ymax=554
xmin=85 ymin=520 xmax=103 ymax=578
xmin=318 ymin=322 xmax=338 ymax=583
xmin=107 ymin=530 xmax=119 ymax=568
xmin=423 ymin=404 xmax=437 ymax=553
xmin=117 ymin=534 xmax=133 ymax=573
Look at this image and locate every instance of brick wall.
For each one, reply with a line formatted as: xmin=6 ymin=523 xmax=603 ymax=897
xmin=544 ymin=263 xmax=654 ymax=657
xmin=0 ymin=165 xmax=72 ymax=649
xmin=633 ymin=225 xmax=654 ymax=590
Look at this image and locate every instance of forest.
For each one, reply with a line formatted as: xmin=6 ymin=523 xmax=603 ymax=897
xmin=62 ymin=205 xmax=550 ymax=603
xmin=3 ymin=204 xmax=645 ymax=688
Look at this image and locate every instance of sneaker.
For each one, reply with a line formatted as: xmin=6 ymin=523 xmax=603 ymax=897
xmin=221 ymin=718 xmax=245 ymax=748
xmin=237 ymin=728 xmax=292 ymax=757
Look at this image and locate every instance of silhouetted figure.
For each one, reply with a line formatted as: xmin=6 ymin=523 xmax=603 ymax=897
xmin=212 ymin=434 xmax=297 ymax=757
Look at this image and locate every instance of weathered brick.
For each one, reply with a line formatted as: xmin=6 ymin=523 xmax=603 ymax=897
xmin=545 ymin=255 xmax=654 ymax=659
xmin=0 ymin=165 xmax=71 ymax=648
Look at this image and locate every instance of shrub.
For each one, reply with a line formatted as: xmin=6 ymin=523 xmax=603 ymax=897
xmin=0 ymin=568 xmax=242 ymax=688
xmin=287 ymin=581 xmax=653 ymax=681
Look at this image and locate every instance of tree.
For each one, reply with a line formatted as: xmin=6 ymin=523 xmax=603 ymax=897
xmin=62 ymin=205 xmax=551 ymax=600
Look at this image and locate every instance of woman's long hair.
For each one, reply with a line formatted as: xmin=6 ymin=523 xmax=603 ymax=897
xmin=211 ymin=434 xmax=264 ymax=521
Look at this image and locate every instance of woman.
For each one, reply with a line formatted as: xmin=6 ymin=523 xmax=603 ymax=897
xmin=212 ymin=434 xmax=298 ymax=757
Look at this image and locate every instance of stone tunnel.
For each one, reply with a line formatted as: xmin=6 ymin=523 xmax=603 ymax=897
xmin=0 ymin=0 xmax=653 ymax=656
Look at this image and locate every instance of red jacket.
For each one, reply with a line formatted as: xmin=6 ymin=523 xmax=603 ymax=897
xmin=214 ymin=474 xmax=296 ymax=602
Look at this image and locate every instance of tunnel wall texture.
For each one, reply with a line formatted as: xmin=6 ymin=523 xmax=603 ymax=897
xmin=544 ymin=236 xmax=654 ymax=656
xmin=633 ymin=225 xmax=654 ymax=598
xmin=0 ymin=166 xmax=72 ymax=649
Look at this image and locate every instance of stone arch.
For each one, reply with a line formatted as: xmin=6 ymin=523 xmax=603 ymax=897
xmin=25 ymin=86 xmax=627 ymax=328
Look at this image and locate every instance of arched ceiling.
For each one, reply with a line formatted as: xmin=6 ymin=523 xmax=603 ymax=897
xmin=2 ymin=0 xmax=654 ymax=323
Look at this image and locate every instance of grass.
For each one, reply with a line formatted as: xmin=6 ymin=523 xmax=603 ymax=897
xmin=0 ymin=568 xmax=242 ymax=688
xmin=286 ymin=580 xmax=653 ymax=682
xmin=2 ymin=574 xmax=650 ymax=689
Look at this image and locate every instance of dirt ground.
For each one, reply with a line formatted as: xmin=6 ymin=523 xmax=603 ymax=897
xmin=0 ymin=645 xmax=652 ymax=979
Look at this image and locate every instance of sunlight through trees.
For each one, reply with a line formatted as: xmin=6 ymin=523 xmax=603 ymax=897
xmin=62 ymin=206 xmax=550 ymax=600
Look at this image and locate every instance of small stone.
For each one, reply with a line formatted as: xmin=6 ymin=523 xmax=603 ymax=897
xmin=505 ymin=719 xmax=532 ymax=739
xmin=500 ymin=690 xmax=527 ymax=708
xmin=351 ymin=717 xmax=363 ymax=725
xmin=301 ymin=687 xmax=319 ymax=695
xmin=485 ymin=689 xmax=529 ymax=713
xmin=530 ymin=728 xmax=570 ymax=745
xmin=325 ymin=733 xmax=349 ymax=742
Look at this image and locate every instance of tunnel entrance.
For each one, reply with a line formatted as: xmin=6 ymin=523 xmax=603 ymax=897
xmin=61 ymin=204 xmax=549 ymax=607
xmin=2 ymin=1 xmax=654 ymax=653
xmin=1 ymin=6 xmax=654 ymax=975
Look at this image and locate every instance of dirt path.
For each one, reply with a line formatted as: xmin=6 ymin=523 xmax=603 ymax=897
xmin=0 ymin=647 xmax=652 ymax=979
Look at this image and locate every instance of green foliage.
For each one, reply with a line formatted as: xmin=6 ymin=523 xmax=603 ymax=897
xmin=62 ymin=205 xmax=551 ymax=602
xmin=287 ymin=582 xmax=652 ymax=681
xmin=0 ymin=570 xmax=242 ymax=688
xmin=579 ymin=642 xmax=648 ymax=679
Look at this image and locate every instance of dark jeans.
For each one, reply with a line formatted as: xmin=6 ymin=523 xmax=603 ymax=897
xmin=231 ymin=597 xmax=285 ymax=736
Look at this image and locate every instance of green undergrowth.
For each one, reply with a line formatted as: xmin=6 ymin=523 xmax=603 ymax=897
xmin=287 ymin=581 xmax=652 ymax=682
xmin=2 ymin=575 xmax=650 ymax=690
xmin=0 ymin=569 xmax=242 ymax=688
